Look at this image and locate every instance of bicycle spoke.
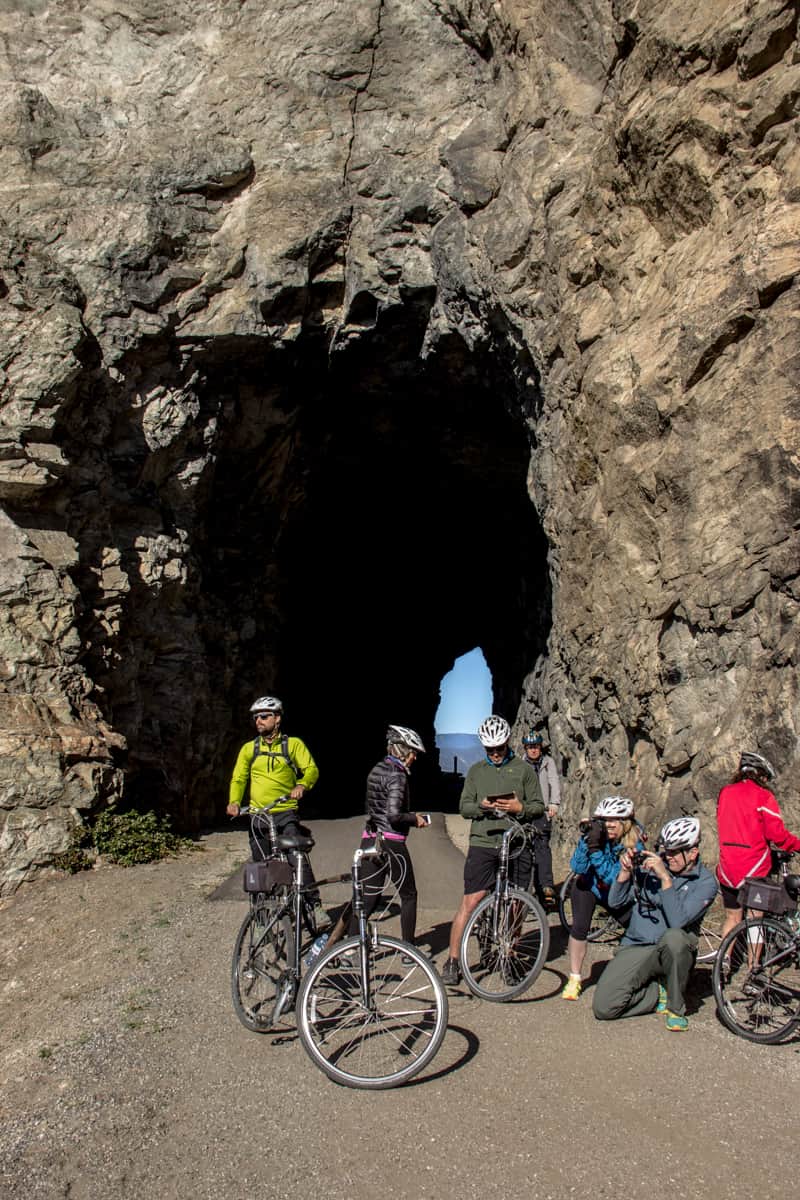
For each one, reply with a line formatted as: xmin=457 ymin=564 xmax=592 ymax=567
xmin=712 ymin=916 xmax=800 ymax=1043
xmin=297 ymin=937 xmax=448 ymax=1088
xmin=461 ymin=889 xmax=549 ymax=1002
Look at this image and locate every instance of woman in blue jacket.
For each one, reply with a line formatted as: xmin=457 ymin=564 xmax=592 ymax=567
xmin=561 ymin=796 xmax=644 ymax=1001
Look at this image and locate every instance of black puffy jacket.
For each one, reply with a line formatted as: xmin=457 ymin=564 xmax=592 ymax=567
xmin=364 ymin=757 xmax=417 ymax=836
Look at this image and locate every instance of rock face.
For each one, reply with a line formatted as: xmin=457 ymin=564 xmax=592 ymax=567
xmin=0 ymin=0 xmax=798 ymax=892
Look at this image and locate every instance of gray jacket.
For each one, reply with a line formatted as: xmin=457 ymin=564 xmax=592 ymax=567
xmin=530 ymin=753 xmax=561 ymax=809
xmin=608 ymin=859 xmax=718 ymax=946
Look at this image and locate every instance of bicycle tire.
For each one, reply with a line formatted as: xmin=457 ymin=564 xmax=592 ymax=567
xmin=712 ymin=915 xmax=800 ymax=1043
xmin=231 ymin=905 xmax=294 ymax=1033
xmin=557 ymin=871 xmax=625 ymax=944
xmin=460 ymin=887 xmax=550 ymax=1002
xmin=295 ymin=934 xmax=448 ymax=1089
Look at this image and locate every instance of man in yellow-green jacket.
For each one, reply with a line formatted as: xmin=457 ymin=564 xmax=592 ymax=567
xmin=227 ymin=694 xmax=327 ymax=926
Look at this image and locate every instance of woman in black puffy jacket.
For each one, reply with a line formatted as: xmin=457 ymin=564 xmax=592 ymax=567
xmin=348 ymin=724 xmax=429 ymax=944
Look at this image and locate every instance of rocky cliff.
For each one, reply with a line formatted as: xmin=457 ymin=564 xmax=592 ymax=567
xmin=1 ymin=0 xmax=798 ymax=892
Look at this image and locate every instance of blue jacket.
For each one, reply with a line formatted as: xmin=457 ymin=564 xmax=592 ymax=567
xmin=608 ymin=859 xmax=718 ymax=946
xmin=569 ymin=837 xmax=643 ymax=901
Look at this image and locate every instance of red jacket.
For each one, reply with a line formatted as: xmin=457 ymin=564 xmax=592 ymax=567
xmin=716 ymin=778 xmax=800 ymax=888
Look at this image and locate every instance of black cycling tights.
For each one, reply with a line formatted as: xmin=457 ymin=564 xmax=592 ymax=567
xmin=568 ymin=873 xmax=629 ymax=940
xmin=348 ymin=837 xmax=417 ymax=944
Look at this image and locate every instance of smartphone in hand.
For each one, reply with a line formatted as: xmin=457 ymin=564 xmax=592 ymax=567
xmin=420 ymin=813 xmax=432 ymax=825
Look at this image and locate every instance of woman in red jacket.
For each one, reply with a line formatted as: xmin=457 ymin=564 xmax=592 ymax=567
xmin=716 ymin=750 xmax=800 ymax=939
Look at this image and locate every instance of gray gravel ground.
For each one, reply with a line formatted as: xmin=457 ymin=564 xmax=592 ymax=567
xmin=2 ymin=812 xmax=798 ymax=1200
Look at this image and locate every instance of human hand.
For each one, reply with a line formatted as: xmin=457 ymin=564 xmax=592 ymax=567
xmin=584 ymin=818 xmax=607 ymax=853
xmin=492 ymin=794 xmax=522 ymax=815
xmin=547 ymin=806 xmax=558 ymax=820
xmin=415 ymin=813 xmax=428 ymax=828
xmin=226 ymin=803 xmax=240 ymax=817
xmin=289 ymin=784 xmax=306 ymax=801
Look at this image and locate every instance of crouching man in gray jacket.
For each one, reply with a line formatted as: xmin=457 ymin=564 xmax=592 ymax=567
xmin=592 ymin=816 xmax=718 ymax=1033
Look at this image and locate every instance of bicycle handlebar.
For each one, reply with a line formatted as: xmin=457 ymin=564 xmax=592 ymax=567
xmin=231 ymin=797 xmax=291 ymax=819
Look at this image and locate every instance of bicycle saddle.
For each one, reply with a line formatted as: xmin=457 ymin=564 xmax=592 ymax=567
xmin=276 ymin=833 xmax=315 ymax=852
xmin=784 ymin=873 xmax=800 ymax=900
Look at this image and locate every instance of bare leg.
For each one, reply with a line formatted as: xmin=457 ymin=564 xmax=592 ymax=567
xmin=568 ymin=934 xmax=588 ymax=979
xmin=448 ymin=890 xmax=487 ymax=959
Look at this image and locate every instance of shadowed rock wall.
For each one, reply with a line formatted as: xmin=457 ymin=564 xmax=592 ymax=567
xmin=0 ymin=0 xmax=797 ymax=892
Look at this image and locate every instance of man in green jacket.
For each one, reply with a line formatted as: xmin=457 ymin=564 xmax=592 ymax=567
xmin=227 ymin=694 xmax=327 ymax=927
xmin=441 ymin=715 xmax=544 ymax=985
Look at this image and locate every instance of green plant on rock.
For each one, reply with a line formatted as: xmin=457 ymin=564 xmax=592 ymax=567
xmin=92 ymin=808 xmax=192 ymax=866
xmin=52 ymin=825 xmax=94 ymax=874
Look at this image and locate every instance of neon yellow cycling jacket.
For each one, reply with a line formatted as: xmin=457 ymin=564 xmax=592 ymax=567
xmin=228 ymin=734 xmax=319 ymax=813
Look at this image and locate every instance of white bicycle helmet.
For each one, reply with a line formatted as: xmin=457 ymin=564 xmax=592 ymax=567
xmin=250 ymin=695 xmax=283 ymax=714
xmin=659 ymin=816 xmax=700 ymax=851
xmin=739 ymin=750 xmax=776 ymax=782
xmin=478 ymin=715 xmax=511 ymax=748
xmin=593 ymin=795 xmax=635 ymax=820
xmin=387 ymin=725 xmax=426 ymax=754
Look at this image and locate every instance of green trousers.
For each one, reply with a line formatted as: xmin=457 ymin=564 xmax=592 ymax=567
xmin=592 ymin=928 xmax=698 ymax=1019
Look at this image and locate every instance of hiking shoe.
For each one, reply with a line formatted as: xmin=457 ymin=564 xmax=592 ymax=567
xmin=656 ymin=983 xmax=668 ymax=1013
xmin=312 ymin=904 xmax=332 ymax=931
xmin=561 ymin=975 xmax=582 ymax=1001
xmin=665 ymin=1010 xmax=689 ymax=1032
xmin=441 ymin=957 xmax=461 ymax=986
xmin=541 ymin=887 xmax=557 ymax=912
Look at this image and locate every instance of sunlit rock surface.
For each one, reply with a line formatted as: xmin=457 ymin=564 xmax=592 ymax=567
xmin=1 ymin=0 xmax=798 ymax=891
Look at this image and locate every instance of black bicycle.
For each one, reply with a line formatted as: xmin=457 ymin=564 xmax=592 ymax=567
xmin=458 ymin=813 xmax=550 ymax=1002
xmin=231 ymin=801 xmax=335 ymax=1033
xmin=711 ymin=851 xmax=800 ymax=1043
xmin=295 ymin=834 xmax=448 ymax=1089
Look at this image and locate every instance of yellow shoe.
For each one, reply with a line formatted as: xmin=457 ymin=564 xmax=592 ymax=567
xmin=561 ymin=974 xmax=582 ymax=1000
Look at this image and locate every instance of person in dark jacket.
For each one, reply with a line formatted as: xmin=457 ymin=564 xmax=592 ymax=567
xmin=592 ymin=817 xmax=718 ymax=1032
xmin=348 ymin=724 xmax=429 ymax=945
xmin=521 ymin=730 xmax=562 ymax=910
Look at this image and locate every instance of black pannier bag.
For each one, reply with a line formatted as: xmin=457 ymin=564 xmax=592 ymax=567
xmin=242 ymin=859 xmax=293 ymax=894
xmin=739 ymin=876 xmax=796 ymax=915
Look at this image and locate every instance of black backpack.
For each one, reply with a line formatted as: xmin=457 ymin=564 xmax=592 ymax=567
xmin=249 ymin=734 xmax=305 ymax=781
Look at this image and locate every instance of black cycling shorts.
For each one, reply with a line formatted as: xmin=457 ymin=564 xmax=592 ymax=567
xmin=719 ymin=881 xmax=743 ymax=909
xmin=463 ymin=845 xmax=532 ymax=894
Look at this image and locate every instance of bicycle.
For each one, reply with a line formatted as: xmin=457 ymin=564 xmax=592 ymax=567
xmin=711 ymin=851 xmax=800 ymax=1043
xmin=295 ymin=834 xmax=448 ymax=1089
xmin=558 ymin=870 xmax=724 ymax=962
xmin=231 ymin=801 xmax=342 ymax=1033
xmin=458 ymin=813 xmax=550 ymax=1002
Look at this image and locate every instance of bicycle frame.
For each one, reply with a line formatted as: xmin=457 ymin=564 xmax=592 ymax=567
xmin=238 ymin=801 xmax=317 ymax=1024
xmin=349 ymin=836 xmax=388 ymax=1009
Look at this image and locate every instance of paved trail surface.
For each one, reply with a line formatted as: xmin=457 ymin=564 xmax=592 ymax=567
xmin=1 ymin=812 xmax=797 ymax=1200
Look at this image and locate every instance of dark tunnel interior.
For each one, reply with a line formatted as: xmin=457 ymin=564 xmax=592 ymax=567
xmin=52 ymin=296 xmax=552 ymax=828
xmin=198 ymin=302 xmax=552 ymax=822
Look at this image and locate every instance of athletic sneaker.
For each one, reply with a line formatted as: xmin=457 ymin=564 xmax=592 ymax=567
xmin=561 ymin=975 xmax=582 ymax=1000
xmin=665 ymin=1010 xmax=689 ymax=1032
xmin=312 ymin=904 xmax=332 ymax=931
xmin=656 ymin=983 xmax=668 ymax=1013
xmin=441 ymin=957 xmax=461 ymax=986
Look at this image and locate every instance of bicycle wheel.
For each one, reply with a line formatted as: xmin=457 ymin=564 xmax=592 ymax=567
xmin=231 ymin=904 xmax=294 ymax=1033
xmin=696 ymin=893 xmax=725 ymax=963
xmin=712 ymin=915 xmax=800 ymax=1043
xmin=557 ymin=871 xmax=624 ymax=944
xmin=460 ymin=887 xmax=550 ymax=1002
xmin=295 ymin=934 xmax=448 ymax=1089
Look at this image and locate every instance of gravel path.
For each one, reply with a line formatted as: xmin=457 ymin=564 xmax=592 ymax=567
xmin=1 ymin=814 xmax=798 ymax=1200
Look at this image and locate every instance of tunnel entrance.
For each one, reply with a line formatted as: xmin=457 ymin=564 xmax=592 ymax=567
xmin=199 ymin=304 xmax=552 ymax=819
xmin=55 ymin=298 xmax=552 ymax=826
